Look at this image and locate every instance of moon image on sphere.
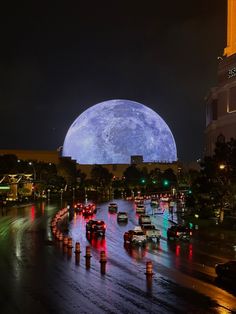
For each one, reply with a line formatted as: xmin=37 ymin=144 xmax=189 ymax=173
xmin=62 ymin=99 xmax=177 ymax=164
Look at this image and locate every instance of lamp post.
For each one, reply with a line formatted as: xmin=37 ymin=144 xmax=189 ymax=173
xmin=85 ymin=187 xmax=88 ymax=204
xmin=28 ymin=162 xmax=36 ymax=181
xmin=218 ymin=163 xmax=229 ymax=223
xmin=47 ymin=189 xmax=51 ymax=200
xmin=72 ymin=187 xmax=75 ymax=201
xmin=29 ymin=162 xmax=36 ymax=200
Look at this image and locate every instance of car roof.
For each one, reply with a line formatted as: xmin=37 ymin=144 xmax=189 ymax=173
xmin=171 ymin=225 xmax=188 ymax=229
xmin=142 ymin=224 xmax=155 ymax=228
xmin=134 ymin=226 xmax=142 ymax=231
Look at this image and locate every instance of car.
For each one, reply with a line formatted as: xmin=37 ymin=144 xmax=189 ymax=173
xmin=124 ymin=226 xmax=147 ymax=246
xmin=141 ymin=224 xmax=161 ymax=241
xmin=108 ymin=203 xmax=118 ymax=213
xmin=134 ymin=196 xmax=144 ymax=204
xmin=138 ymin=214 xmax=151 ymax=226
xmin=215 ymin=260 xmax=236 ymax=281
xmin=86 ymin=220 xmax=106 ymax=237
xmin=167 ymin=225 xmax=192 ymax=241
xmin=117 ymin=211 xmax=128 ymax=223
xmin=73 ymin=202 xmax=84 ymax=213
xmin=136 ymin=204 xmax=145 ymax=214
xmin=82 ymin=204 xmax=96 ymax=216
xmin=150 ymin=198 xmax=158 ymax=207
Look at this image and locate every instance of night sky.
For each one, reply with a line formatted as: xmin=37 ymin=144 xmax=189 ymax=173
xmin=0 ymin=0 xmax=227 ymax=162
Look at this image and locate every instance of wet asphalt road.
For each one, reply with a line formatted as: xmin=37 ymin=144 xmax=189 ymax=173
xmin=0 ymin=199 xmax=235 ymax=314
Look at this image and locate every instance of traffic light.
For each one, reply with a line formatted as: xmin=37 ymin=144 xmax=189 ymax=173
xmin=152 ymin=180 xmax=157 ymax=184
xmin=163 ymin=179 xmax=169 ymax=187
xmin=140 ymin=178 xmax=146 ymax=184
xmin=188 ymin=189 xmax=192 ymax=194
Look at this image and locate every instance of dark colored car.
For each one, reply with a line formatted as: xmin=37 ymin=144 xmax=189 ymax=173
xmin=117 ymin=211 xmax=128 ymax=223
xmin=215 ymin=260 xmax=236 ymax=281
xmin=167 ymin=225 xmax=192 ymax=241
xmin=138 ymin=214 xmax=151 ymax=226
xmin=73 ymin=202 xmax=84 ymax=213
xmin=86 ymin=220 xmax=106 ymax=237
xmin=108 ymin=203 xmax=118 ymax=213
xmin=82 ymin=203 xmax=97 ymax=216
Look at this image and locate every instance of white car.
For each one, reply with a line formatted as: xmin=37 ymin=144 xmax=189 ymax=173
xmin=141 ymin=224 xmax=161 ymax=241
xmin=124 ymin=226 xmax=147 ymax=245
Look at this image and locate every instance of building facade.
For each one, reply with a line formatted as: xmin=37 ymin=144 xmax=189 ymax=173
xmin=205 ymin=0 xmax=236 ymax=156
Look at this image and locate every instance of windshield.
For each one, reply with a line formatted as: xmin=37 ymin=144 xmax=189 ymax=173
xmin=134 ymin=231 xmax=145 ymax=236
xmin=143 ymin=225 xmax=155 ymax=230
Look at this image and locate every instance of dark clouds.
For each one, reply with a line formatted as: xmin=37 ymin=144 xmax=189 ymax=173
xmin=0 ymin=0 xmax=227 ymax=161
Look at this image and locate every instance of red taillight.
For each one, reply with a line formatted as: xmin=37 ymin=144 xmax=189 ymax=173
xmin=104 ymin=224 xmax=106 ymax=229
xmin=176 ymin=232 xmax=180 ymax=236
xmin=190 ymin=231 xmax=192 ymax=236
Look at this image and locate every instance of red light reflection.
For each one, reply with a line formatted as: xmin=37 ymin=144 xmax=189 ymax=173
xmin=90 ymin=237 xmax=107 ymax=252
xmin=175 ymin=244 xmax=180 ymax=257
xmin=188 ymin=243 xmax=193 ymax=261
xmin=124 ymin=243 xmax=147 ymax=260
xmin=41 ymin=202 xmax=45 ymax=215
xmin=31 ymin=205 xmax=35 ymax=221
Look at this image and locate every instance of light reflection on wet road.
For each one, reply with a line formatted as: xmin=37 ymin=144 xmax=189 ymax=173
xmin=0 ymin=199 xmax=235 ymax=313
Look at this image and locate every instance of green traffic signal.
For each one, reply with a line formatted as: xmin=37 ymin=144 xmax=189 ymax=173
xmin=141 ymin=178 xmax=146 ymax=184
xmin=163 ymin=179 xmax=169 ymax=187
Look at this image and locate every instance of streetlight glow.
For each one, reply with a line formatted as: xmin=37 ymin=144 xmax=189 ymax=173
xmin=219 ymin=164 xmax=226 ymax=170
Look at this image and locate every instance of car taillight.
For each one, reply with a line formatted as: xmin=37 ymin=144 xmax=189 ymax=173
xmin=104 ymin=224 xmax=106 ymax=229
xmin=190 ymin=231 xmax=192 ymax=236
xmin=176 ymin=232 xmax=180 ymax=236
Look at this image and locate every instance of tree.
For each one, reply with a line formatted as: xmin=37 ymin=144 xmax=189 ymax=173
xmin=161 ymin=168 xmax=177 ymax=190
xmin=190 ymin=138 xmax=236 ymax=219
xmin=90 ymin=165 xmax=113 ymax=195
xmin=123 ymin=165 xmax=142 ymax=190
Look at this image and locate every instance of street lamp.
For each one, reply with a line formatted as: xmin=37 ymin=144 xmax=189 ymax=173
xmin=28 ymin=162 xmax=37 ymax=200
xmin=219 ymin=164 xmax=226 ymax=170
xmin=47 ymin=189 xmax=51 ymax=200
xmin=85 ymin=187 xmax=88 ymax=204
xmin=28 ymin=162 xmax=36 ymax=181
xmin=218 ymin=163 xmax=229 ymax=223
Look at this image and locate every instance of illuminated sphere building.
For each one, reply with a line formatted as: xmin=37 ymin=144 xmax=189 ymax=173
xmin=62 ymin=99 xmax=177 ymax=164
